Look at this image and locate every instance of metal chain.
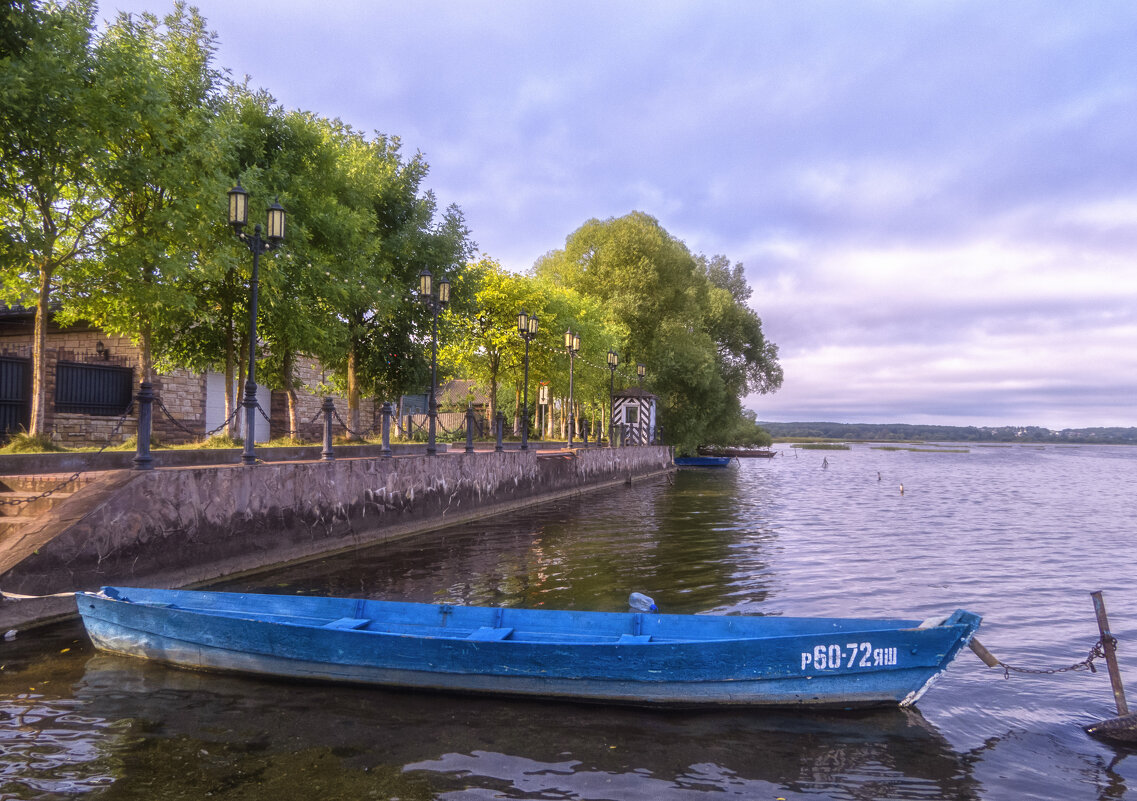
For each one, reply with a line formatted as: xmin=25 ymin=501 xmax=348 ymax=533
xmin=996 ymin=638 xmax=1113 ymax=679
xmin=329 ymin=406 xmax=378 ymax=440
xmin=0 ymin=403 xmax=135 ymax=507
xmin=155 ymin=395 xmax=241 ymax=439
xmin=254 ymin=401 xmax=273 ymax=426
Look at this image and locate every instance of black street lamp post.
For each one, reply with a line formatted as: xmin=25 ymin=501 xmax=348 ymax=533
xmin=417 ymin=268 xmax=450 ymax=456
xmin=564 ymin=329 xmax=581 ymax=447
xmin=227 ymin=183 xmax=285 ymax=466
xmin=607 ymin=350 xmax=619 ymax=446
xmin=517 ymin=310 xmax=538 ymax=450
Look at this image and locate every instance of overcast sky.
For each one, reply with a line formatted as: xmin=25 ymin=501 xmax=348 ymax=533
xmin=99 ymin=1 xmax=1137 ymax=430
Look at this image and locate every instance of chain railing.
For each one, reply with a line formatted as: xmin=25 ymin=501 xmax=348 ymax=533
xmin=0 ymin=402 xmax=135 ymax=507
xmin=154 ymin=395 xmax=241 ymax=440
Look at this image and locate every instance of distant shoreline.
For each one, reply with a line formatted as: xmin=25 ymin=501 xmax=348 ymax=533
xmin=760 ymin=421 xmax=1137 ymax=446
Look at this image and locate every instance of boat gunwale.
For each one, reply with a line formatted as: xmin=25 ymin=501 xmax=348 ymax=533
xmin=79 ymin=588 xmax=976 ymax=649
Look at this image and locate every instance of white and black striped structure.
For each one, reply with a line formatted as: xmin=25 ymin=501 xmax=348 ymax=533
xmin=613 ymin=387 xmax=657 ymax=445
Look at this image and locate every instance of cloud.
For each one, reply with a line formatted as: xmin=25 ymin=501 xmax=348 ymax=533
xmin=97 ymin=0 xmax=1137 ymax=427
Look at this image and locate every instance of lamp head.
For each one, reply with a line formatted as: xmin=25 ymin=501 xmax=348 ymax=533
xmin=227 ymin=183 xmax=249 ymax=229
xmin=266 ymin=197 xmax=285 ymax=243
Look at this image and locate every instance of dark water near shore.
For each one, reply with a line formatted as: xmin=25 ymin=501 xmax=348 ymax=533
xmin=3 ymin=443 xmax=1137 ymax=799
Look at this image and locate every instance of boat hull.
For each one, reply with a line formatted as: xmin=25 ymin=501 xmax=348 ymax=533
xmin=674 ymin=456 xmax=732 ymax=468
xmin=77 ymin=588 xmax=981 ymax=709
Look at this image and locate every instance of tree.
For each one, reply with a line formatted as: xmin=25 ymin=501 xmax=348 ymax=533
xmin=59 ymin=3 xmax=227 ymax=385
xmin=0 ymin=0 xmax=111 ymax=434
xmin=534 ymin=212 xmax=782 ymax=453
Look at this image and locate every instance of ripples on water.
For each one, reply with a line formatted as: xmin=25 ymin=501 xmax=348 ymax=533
xmin=2 ymin=444 xmax=1136 ymax=799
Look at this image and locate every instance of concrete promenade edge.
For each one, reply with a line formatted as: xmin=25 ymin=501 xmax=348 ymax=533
xmin=0 ymin=446 xmax=674 ymax=630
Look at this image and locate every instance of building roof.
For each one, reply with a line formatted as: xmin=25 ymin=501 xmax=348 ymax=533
xmin=614 ymin=387 xmax=657 ymax=399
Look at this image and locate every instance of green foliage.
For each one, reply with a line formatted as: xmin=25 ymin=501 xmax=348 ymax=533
xmin=58 ymin=4 xmax=227 ymax=381
xmin=0 ymin=0 xmax=110 ymax=432
xmin=1 ymin=6 xmax=779 ymax=453
xmin=534 ymin=212 xmax=782 ymax=453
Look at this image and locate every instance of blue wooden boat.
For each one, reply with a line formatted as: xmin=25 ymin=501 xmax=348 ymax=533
xmin=76 ymin=587 xmax=981 ymax=708
xmin=674 ymin=456 xmax=733 ymax=468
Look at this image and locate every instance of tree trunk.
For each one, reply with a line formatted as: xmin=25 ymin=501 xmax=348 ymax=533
xmin=224 ymin=321 xmax=236 ymax=437
xmin=29 ymin=264 xmax=53 ymax=436
xmin=513 ymin=384 xmax=520 ymax=435
xmin=282 ymin=350 xmax=298 ymax=440
xmin=487 ymin=354 xmax=499 ymax=431
xmin=346 ymin=345 xmax=361 ymax=439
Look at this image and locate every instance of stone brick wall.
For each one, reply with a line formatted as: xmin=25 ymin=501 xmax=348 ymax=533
xmin=3 ymin=320 xmax=384 ymax=447
xmin=269 ymin=356 xmax=379 ymax=441
xmin=0 ymin=327 xmax=141 ymax=446
xmin=152 ymin=369 xmax=207 ymax=445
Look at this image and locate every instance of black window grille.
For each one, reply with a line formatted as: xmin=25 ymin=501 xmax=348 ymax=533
xmin=0 ymin=356 xmax=31 ymax=438
xmin=55 ymin=361 xmax=134 ymax=416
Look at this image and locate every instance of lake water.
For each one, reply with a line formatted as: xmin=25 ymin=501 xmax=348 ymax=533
xmin=3 ymin=443 xmax=1137 ymax=800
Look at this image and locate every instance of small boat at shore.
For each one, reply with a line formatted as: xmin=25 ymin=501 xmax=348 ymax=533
xmin=76 ymin=587 xmax=981 ymax=709
xmin=674 ymin=455 xmax=733 ymax=468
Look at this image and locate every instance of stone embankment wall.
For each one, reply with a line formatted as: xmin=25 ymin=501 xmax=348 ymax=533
xmin=0 ymin=447 xmax=672 ymax=627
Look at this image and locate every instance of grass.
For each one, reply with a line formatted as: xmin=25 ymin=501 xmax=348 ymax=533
xmin=793 ymin=443 xmax=851 ymax=450
xmin=0 ymin=431 xmax=66 ymax=454
xmin=872 ymin=445 xmax=970 ymax=453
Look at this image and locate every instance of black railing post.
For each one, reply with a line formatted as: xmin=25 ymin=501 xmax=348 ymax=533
xmin=465 ymin=403 xmax=476 ymax=453
xmin=381 ymin=402 xmax=393 ymax=458
xmin=132 ymin=381 xmax=154 ymax=471
xmin=321 ymin=397 xmax=335 ymax=461
xmin=495 ymin=410 xmax=504 ymax=452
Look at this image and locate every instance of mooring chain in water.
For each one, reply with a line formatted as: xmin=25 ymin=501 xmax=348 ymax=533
xmin=995 ymin=638 xmax=1115 ymax=680
xmin=0 ymin=403 xmax=135 ymax=507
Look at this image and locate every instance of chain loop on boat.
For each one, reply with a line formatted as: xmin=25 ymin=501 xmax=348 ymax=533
xmin=996 ymin=638 xmax=1113 ymax=679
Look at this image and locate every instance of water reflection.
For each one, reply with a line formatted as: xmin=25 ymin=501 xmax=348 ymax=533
xmin=6 ymin=448 xmax=1137 ymax=798
xmin=218 ymin=472 xmax=771 ymax=615
xmin=66 ymin=653 xmax=980 ymax=801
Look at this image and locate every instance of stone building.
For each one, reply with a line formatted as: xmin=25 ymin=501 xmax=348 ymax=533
xmin=0 ymin=305 xmax=373 ymax=446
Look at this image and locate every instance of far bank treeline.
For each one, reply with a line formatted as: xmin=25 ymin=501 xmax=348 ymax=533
xmin=0 ymin=1 xmax=783 ymax=454
xmin=762 ymin=422 xmax=1137 ymax=445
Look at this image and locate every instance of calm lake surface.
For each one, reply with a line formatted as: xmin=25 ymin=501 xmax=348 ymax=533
xmin=3 ymin=443 xmax=1137 ymax=800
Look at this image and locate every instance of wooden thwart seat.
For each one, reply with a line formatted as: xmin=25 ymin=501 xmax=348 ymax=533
xmin=325 ymin=617 xmax=371 ymax=630
xmin=468 ymin=626 xmax=514 ymax=641
xmin=618 ymin=634 xmax=652 ymax=644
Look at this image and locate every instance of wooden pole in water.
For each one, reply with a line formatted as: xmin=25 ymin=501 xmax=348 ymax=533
xmin=1092 ymin=590 xmax=1129 ymax=717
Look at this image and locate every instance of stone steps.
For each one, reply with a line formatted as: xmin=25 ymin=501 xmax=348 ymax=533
xmin=0 ymin=473 xmax=90 ymax=519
